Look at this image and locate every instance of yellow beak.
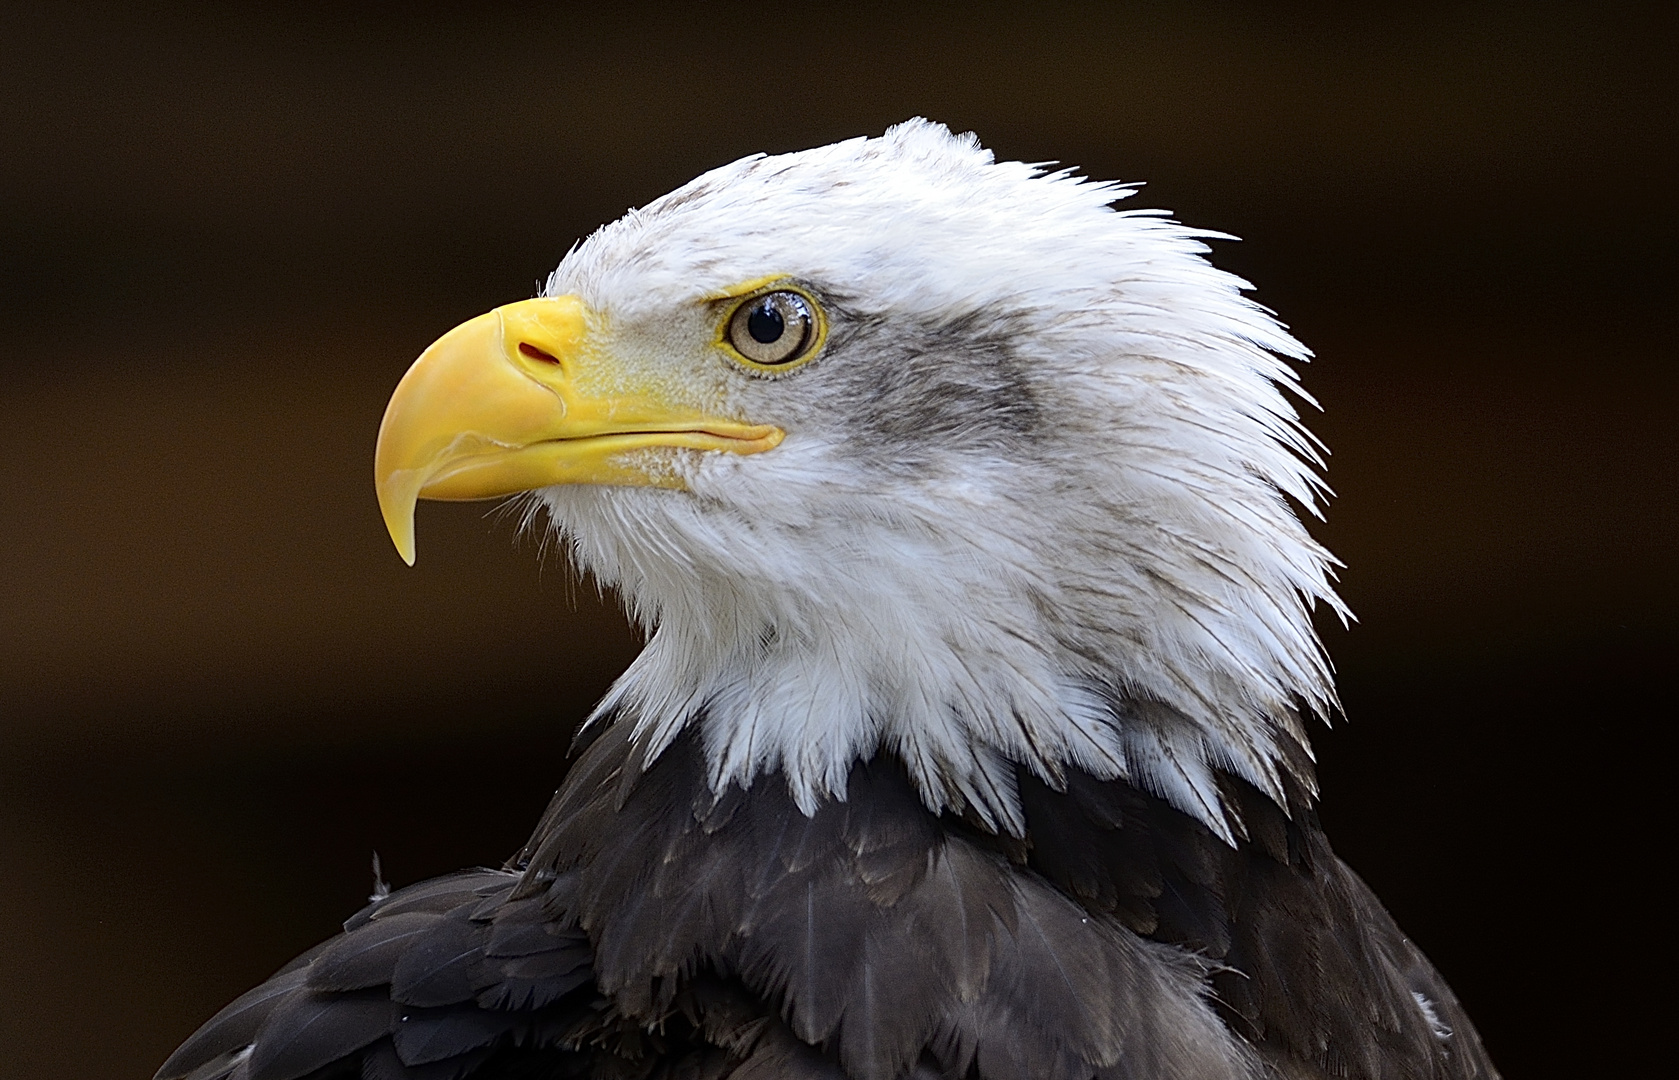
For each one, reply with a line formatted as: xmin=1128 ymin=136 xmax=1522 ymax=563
xmin=374 ymin=295 xmax=783 ymax=565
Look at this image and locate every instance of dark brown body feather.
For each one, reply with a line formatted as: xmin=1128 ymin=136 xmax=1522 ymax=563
xmin=157 ymin=719 xmax=1498 ymax=1080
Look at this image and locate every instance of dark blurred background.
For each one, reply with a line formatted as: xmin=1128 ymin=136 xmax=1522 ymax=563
xmin=1 ymin=2 xmax=1672 ymax=1076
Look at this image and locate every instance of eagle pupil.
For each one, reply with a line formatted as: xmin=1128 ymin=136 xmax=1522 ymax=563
xmin=747 ymin=301 xmax=785 ymax=344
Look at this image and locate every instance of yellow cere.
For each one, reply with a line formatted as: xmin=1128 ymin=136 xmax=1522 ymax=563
xmin=374 ymin=294 xmax=784 ymax=565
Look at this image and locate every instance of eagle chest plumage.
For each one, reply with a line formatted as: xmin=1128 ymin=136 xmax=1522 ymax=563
xmin=159 ymin=720 xmax=1491 ymax=1080
xmin=158 ymin=121 xmax=1500 ymax=1079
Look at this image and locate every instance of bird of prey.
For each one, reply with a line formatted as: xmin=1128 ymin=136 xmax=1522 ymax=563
xmin=158 ymin=121 xmax=1499 ymax=1080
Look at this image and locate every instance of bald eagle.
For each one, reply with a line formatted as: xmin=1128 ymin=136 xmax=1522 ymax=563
xmin=158 ymin=121 xmax=1498 ymax=1080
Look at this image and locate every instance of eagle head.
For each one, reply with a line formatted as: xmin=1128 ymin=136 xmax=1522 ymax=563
xmin=375 ymin=120 xmax=1344 ymax=838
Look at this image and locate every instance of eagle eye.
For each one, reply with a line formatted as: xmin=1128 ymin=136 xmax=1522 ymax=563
xmin=726 ymin=290 xmax=817 ymax=367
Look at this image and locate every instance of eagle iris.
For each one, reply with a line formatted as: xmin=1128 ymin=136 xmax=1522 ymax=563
xmin=727 ymin=290 xmax=815 ymax=366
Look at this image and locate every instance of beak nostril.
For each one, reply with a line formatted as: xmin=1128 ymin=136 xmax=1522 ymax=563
xmin=519 ymin=342 xmax=562 ymax=365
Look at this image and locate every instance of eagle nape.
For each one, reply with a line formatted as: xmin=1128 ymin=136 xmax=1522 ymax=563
xmin=159 ymin=120 xmax=1499 ymax=1080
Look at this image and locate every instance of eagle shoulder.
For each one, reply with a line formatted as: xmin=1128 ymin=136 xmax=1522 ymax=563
xmin=153 ymin=869 xmax=598 ymax=1080
xmin=1012 ymin=764 xmax=1499 ymax=1079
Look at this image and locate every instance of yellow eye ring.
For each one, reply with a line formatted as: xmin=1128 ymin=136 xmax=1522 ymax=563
xmin=717 ymin=284 xmax=827 ymax=373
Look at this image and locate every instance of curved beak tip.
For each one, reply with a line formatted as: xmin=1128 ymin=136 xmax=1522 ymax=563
xmin=386 ymin=515 xmax=418 ymax=566
xmin=377 ymin=475 xmax=421 ymax=566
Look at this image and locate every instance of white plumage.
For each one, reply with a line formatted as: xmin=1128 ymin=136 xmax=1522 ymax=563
xmin=538 ymin=120 xmax=1344 ymax=837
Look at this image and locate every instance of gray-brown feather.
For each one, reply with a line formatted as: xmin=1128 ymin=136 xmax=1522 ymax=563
xmin=158 ymin=718 xmax=1496 ymax=1080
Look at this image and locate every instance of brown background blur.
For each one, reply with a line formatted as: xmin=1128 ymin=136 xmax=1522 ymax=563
xmin=1 ymin=2 xmax=1673 ymax=1077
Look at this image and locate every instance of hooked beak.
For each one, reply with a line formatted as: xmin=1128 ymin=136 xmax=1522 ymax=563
xmin=374 ymin=295 xmax=782 ymax=564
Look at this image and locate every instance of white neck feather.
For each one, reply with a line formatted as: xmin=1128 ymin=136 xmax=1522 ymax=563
xmin=533 ymin=119 xmax=1346 ymax=841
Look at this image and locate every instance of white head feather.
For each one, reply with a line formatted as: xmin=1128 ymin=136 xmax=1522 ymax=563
xmin=534 ymin=120 xmax=1345 ymax=839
